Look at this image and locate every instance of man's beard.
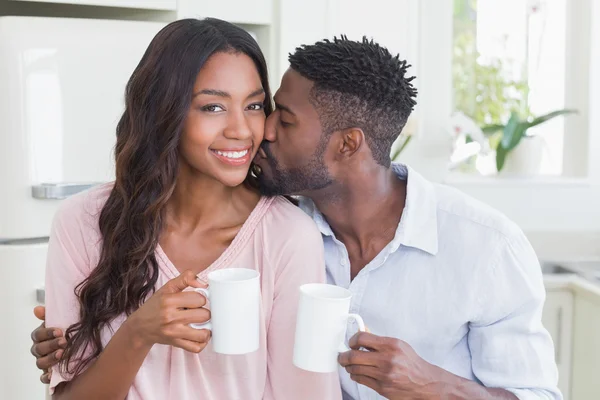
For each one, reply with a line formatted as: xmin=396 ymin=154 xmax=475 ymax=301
xmin=257 ymin=140 xmax=334 ymax=197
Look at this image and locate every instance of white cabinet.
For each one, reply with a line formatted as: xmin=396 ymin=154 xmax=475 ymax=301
xmin=8 ymin=0 xmax=176 ymax=10
xmin=178 ymin=0 xmax=273 ymax=25
xmin=0 ymin=243 xmax=48 ymax=400
xmin=571 ymin=289 xmax=600 ymax=400
xmin=542 ymin=289 xmax=573 ymax=400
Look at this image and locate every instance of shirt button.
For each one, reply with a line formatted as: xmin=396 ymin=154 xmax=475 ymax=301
xmin=340 ymin=258 xmax=347 ymax=266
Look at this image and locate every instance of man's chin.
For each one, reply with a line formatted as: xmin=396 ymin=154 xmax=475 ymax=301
xmin=257 ymin=175 xmax=286 ymax=197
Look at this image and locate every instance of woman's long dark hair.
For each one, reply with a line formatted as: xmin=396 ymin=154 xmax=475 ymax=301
xmin=60 ymin=18 xmax=273 ymax=375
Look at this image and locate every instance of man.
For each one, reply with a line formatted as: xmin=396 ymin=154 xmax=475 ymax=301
xmin=31 ymin=37 xmax=561 ymax=399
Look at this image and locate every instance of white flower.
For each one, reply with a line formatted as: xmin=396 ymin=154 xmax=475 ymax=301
xmin=447 ymin=111 xmax=490 ymax=153
xmin=526 ymin=0 xmax=544 ymax=15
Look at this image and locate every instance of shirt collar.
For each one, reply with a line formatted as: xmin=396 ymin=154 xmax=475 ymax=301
xmin=298 ymin=163 xmax=439 ymax=255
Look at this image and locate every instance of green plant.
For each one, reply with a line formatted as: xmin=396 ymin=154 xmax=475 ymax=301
xmin=481 ymin=109 xmax=577 ymax=171
xmin=391 ymin=135 xmax=412 ymax=161
xmin=453 ymin=0 xmax=530 ymax=128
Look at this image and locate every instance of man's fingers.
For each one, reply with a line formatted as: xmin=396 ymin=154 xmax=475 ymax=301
xmin=40 ymin=372 xmax=51 ymax=384
xmin=344 ymin=365 xmax=384 ymax=381
xmin=349 ymin=373 xmax=381 ymax=393
xmin=161 ymin=270 xmax=206 ymax=294
xmin=348 ymin=331 xmax=387 ymax=351
xmin=31 ymin=325 xmax=63 ymax=342
xmin=31 ymin=337 xmax=67 ymax=358
xmin=338 ymin=349 xmax=381 ymax=368
xmin=33 ymin=306 xmax=46 ymax=321
xmin=35 ymin=349 xmax=63 ymax=370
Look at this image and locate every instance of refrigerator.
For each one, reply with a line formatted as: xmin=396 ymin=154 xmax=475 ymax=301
xmin=0 ymin=16 xmax=164 ymax=399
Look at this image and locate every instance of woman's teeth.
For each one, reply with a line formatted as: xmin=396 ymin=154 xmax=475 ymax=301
xmin=214 ymin=149 xmax=249 ymax=159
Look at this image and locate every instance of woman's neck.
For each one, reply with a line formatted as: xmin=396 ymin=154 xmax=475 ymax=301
xmin=165 ymin=167 xmax=259 ymax=233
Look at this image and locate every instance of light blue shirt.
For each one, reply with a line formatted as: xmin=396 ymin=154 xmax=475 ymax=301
xmin=299 ymin=164 xmax=561 ymax=400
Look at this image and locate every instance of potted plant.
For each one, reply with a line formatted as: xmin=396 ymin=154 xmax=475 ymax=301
xmin=482 ymin=109 xmax=577 ymax=175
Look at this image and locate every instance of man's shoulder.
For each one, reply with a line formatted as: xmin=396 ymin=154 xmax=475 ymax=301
xmin=432 ymin=183 xmax=522 ymax=242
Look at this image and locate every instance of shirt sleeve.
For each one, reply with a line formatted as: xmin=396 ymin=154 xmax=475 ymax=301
xmin=262 ymin=207 xmax=342 ymax=400
xmin=45 ymin=195 xmax=97 ymax=394
xmin=468 ymin=228 xmax=563 ymax=400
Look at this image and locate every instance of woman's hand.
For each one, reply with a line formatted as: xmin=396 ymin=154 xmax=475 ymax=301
xmin=126 ymin=270 xmax=212 ymax=353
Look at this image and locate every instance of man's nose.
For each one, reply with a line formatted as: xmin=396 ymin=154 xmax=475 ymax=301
xmin=263 ymin=113 xmax=277 ymax=142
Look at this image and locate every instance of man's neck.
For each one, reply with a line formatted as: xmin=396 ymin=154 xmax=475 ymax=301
xmin=309 ymin=164 xmax=407 ymax=276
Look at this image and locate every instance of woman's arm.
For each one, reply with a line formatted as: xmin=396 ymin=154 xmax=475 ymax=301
xmin=45 ymin=199 xmax=210 ymax=399
xmin=53 ymin=320 xmax=150 ymax=400
xmin=53 ymin=272 xmax=210 ymax=400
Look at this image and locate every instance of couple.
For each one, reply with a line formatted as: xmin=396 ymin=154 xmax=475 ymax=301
xmin=30 ymin=18 xmax=561 ymax=400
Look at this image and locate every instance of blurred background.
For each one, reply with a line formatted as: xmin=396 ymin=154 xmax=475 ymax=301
xmin=0 ymin=0 xmax=598 ymax=399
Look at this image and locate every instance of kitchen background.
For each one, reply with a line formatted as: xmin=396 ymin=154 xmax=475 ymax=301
xmin=0 ymin=0 xmax=598 ymax=399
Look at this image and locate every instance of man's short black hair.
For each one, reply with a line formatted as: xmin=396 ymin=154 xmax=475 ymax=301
xmin=288 ymin=36 xmax=417 ymax=167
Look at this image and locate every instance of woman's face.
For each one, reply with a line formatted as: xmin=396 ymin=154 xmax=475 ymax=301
xmin=179 ymin=51 xmax=266 ymax=187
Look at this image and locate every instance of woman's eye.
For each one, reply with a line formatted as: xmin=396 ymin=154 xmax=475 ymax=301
xmin=247 ymin=103 xmax=264 ymax=111
xmin=201 ymin=104 xmax=224 ymax=112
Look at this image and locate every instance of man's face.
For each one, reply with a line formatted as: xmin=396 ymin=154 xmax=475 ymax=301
xmin=253 ymin=68 xmax=334 ymax=196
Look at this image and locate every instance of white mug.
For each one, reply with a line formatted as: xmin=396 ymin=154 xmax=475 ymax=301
xmin=293 ymin=283 xmax=365 ymax=373
xmin=191 ymin=268 xmax=261 ymax=355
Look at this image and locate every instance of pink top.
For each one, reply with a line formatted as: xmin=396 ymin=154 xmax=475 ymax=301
xmin=46 ymin=184 xmax=342 ymax=400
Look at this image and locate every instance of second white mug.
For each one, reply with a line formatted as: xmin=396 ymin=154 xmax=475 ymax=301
xmin=293 ymin=283 xmax=365 ymax=373
xmin=191 ymin=268 xmax=261 ymax=355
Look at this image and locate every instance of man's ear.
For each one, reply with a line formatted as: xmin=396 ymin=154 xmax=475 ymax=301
xmin=337 ymin=127 xmax=365 ymax=159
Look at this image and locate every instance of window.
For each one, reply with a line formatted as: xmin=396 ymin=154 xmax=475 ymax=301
xmin=452 ymin=0 xmax=587 ymax=176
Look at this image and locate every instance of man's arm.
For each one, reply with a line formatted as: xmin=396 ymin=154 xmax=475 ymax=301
xmin=338 ymin=228 xmax=562 ymax=400
xmin=466 ymin=230 xmax=562 ymax=399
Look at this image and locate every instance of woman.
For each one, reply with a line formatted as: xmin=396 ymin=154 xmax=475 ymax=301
xmin=44 ymin=18 xmax=341 ymax=399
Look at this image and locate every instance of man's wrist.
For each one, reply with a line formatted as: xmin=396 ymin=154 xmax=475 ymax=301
xmin=434 ymin=370 xmax=518 ymax=400
xmin=431 ymin=367 xmax=467 ymax=400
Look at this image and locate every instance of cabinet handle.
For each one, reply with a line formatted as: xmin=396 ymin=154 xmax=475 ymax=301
xmin=555 ymin=306 xmax=563 ymax=364
xmin=36 ymin=288 xmax=45 ymax=305
xmin=31 ymin=183 xmax=101 ymax=200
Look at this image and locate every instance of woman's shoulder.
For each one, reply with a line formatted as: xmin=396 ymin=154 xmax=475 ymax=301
xmin=52 ymin=182 xmax=114 ymax=236
xmin=262 ymin=196 xmax=319 ymax=232
xmin=258 ymin=196 xmax=323 ymax=248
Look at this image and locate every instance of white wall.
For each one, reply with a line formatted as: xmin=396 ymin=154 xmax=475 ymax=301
xmin=275 ymin=0 xmax=418 ymax=85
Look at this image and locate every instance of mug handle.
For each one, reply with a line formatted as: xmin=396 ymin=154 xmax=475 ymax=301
xmin=190 ymin=288 xmax=212 ymax=330
xmin=338 ymin=313 xmax=366 ymax=352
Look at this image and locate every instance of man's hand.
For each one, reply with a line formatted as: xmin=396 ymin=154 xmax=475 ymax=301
xmin=338 ymin=332 xmax=444 ymax=399
xmin=338 ymin=332 xmax=518 ymax=400
xmin=30 ymin=306 xmax=67 ymax=384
